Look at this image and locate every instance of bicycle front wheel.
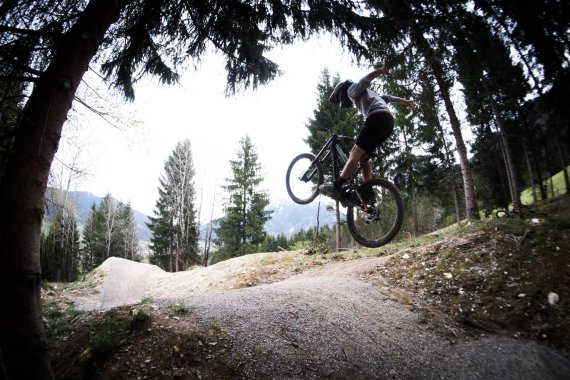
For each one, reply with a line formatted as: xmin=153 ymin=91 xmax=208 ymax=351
xmin=285 ymin=153 xmax=323 ymax=205
xmin=347 ymin=178 xmax=404 ymax=248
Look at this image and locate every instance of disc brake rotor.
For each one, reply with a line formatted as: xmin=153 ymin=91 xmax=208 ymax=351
xmin=359 ymin=205 xmax=378 ymax=222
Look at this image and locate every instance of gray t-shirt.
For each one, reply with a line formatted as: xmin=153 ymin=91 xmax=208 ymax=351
xmin=347 ymin=76 xmax=399 ymax=118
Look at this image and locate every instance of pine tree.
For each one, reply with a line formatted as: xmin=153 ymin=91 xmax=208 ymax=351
xmin=147 ymin=139 xmax=198 ymax=271
xmin=117 ymin=201 xmax=140 ymax=262
xmin=82 ymin=194 xmax=140 ymax=269
xmin=449 ymin=9 xmax=529 ymax=213
xmin=147 ymin=181 xmax=175 ymax=270
xmin=215 ymin=136 xmax=272 ymax=260
xmin=98 ymin=194 xmax=121 ymax=259
xmin=40 ymin=207 xmax=80 ymax=282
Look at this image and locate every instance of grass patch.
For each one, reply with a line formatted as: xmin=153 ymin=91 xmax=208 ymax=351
xmin=168 ymin=302 xmax=191 ymax=315
xmin=521 ymin=165 xmax=569 ymax=205
xmin=78 ymin=307 xmax=152 ymax=377
xmin=139 ymin=295 xmax=154 ymax=304
xmin=131 ymin=308 xmax=151 ymax=326
xmin=44 ymin=303 xmax=84 ymax=339
xmin=89 ymin=313 xmax=132 ymax=358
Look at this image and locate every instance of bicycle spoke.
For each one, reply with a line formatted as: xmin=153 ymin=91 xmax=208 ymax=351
xmin=347 ymin=179 xmax=403 ymax=247
xmin=286 ymin=153 xmax=323 ymax=205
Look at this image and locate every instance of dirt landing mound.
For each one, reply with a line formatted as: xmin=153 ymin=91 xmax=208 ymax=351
xmin=66 ymin=256 xmax=570 ymax=379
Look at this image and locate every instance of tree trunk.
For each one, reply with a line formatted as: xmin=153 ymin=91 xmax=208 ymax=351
xmin=204 ymin=192 xmax=216 ymax=267
xmin=524 ymin=119 xmax=548 ymax=201
xmin=451 ymin=179 xmax=462 ymax=222
xmin=435 ymin=118 xmax=462 ymax=223
xmin=0 ymin=1 xmax=125 ymax=378
xmin=437 ymin=78 xmax=479 ymax=219
xmin=542 ymin=146 xmax=553 ymax=200
xmin=400 ymin=124 xmax=418 ymax=234
xmin=555 ymin=139 xmax=570 ymax=195
xmin=335 ymin=200 xmax=341 ymax=251
xmin=414 ymin=31 xmax=480 ymax=220
xmin=487 ymin=83 xmax=521 ymax=212
xmin=316 ymin=198 xmax=321 ymax=236
xmin=523 ymin=144 xmax=537 ymax=203
xmin=534 ymin=145 xmax=548 ymax=201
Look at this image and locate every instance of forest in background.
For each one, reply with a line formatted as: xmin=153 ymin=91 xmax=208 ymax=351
xmin=5 ymin=1 xmax=569 ymax=278
xmin=0 ymin=1 xmax=568 ymax=378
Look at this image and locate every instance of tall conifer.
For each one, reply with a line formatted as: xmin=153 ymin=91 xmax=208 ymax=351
xmin=215 ymin=136 xmax=272 ymax=260
xmin=147 ymin=139 xmax=198 ymax=271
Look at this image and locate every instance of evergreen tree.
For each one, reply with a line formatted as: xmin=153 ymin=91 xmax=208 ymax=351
xmin=147 ymin=181 xmax=175 ymax=270
xmin=41 ymin=188 xmax=82 ymax=281
xmin=82 ymin=194 xmax=139 ymax=269
xmin=448 ymin=9 xmax=529 ymax=212
xmin=215 ymin=136 xmax=272 ymax=260
xmin=472 ymin=0 xmax=569 ymax=87
xmin=98 ymin=194 xmax=121 ymax=259
xmin=40 ymin=207 xmax=80 ymax=282
xmin=81 ymin=204 xmax=102 ymax=272
xmin=360 ymin=1 xmax=481 ymax=219
xmin=117 ymin=201 xmax=140 ymax=262
xmin=259 ymin=233 xmax=289 ymax=253
xmin=147 ymin=139 xmax=198 ymax=271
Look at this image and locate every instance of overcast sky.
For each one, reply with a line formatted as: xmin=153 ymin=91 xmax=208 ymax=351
xmin=65 ymin=37 xmax=372 ymax=222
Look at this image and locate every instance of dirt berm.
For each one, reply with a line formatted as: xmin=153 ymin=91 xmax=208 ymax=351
xmin=59 ymin=253 xmax=570 ymax=379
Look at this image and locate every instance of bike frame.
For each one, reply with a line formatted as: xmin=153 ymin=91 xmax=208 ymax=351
xmin=304 ymin=133 xmax=352 ymax=183
xmin=298 ymin=131 xmax=375 ymax=209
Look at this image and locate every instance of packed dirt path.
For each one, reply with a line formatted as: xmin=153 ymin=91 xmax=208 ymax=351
xmin=71 ymin=256 xmax=570 ymax=379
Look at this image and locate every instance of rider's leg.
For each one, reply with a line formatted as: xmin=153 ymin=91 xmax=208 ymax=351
xmin=340 ymin=144 xmax=367 ymax=181
xmin=353 ymin=112 xmax=394 ymax=181
xmin=320 ymin=114 xmax=393 ymax=201
xmin=320 ymin=144 xmax=367 ymax=200
xmin=360 ymin=157 xmax=372 ymax=181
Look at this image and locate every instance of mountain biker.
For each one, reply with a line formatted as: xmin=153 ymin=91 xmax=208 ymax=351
xmin=319 ymin=61 xmax=415 ymax=201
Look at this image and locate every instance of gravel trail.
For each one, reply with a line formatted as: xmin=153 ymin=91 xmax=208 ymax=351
xmin=73 ymin=257 xmax=570 ymax=379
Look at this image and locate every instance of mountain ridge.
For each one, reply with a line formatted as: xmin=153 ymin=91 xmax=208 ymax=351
xmin=50 ymin=190 xmax=337 ymax=243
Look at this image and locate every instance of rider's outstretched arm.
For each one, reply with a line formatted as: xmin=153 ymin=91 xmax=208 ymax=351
xmin=366 ymin=59 xmax=390 ymax=81
xmin=366 ymin=67 xmax=389 ymax=81
xmin=367 ymin=60 xmax=415 ymax=109
xmin=394 ymin=97 xmax=415 ymax=108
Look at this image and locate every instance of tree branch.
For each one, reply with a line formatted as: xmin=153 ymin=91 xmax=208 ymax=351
xmin=0 ymin=53 xmax=44 ymax=76
xmin=0 ymin=75 xmax=38 ymax=82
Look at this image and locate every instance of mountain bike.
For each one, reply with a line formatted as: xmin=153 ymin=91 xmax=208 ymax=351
xmin=285 ymin=128 xmax=404 ymax=248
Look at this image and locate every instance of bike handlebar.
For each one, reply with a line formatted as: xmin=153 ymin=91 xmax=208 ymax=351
xmin=317 ymin=125 xmax=353 ymax=140
xmin=317 ymin=125 xmax=379 ymax=159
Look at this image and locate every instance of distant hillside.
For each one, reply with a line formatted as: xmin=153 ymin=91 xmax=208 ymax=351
xmin=197 ymin=198 xmax=337 ymax=247
xmin=47 ymin=190 xmax=152 ymax=242
xmin=54 ymin=191 xmax=337 ymax=244
xmin=264 ymin=198 xmax=337 ymax=237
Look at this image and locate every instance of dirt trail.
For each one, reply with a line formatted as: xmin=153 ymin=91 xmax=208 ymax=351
xmin=71 ymin=256 xmax=570 ymax=379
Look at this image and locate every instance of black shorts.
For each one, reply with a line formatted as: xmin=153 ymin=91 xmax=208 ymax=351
xmin=355 ymin=112 xmax=394 ymax=154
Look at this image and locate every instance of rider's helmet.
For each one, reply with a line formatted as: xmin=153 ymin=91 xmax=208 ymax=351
xmin=329 ymin=80 xmax=354 ymax=108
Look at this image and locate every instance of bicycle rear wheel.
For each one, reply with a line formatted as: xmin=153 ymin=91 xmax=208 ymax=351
xmin=286 ymin=153 xmax=323 ymax=205
xmin=347 ymin=178 xmax=404 ymax=248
